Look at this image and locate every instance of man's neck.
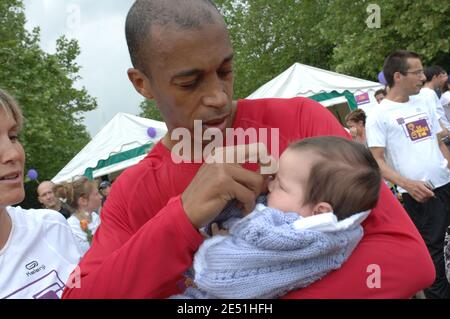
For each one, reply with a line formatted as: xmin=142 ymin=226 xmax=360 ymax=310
xmin=385 ymin=86 xmax=410 ymax=103
xmin=48 ymin=202 xmax=61 ymax=211
xmin=0 ymin=208 xmax=12 ymax=251
xmin=424 ymin=82 xmax=436 ymax=90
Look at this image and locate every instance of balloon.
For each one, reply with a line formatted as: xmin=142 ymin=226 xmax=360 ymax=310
xmin=27 ymin=169 xmax=38 ymax=181
xmin=147 ymin=127 xmax=157 ymax=138
xmin=378 ymin=71 xmax=387 ymax=85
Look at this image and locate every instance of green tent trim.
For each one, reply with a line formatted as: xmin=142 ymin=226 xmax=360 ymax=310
xmin=83 ymin=142 xmax=154 ymax=179
xmin=309 ymin=90 xmax=358 ymax=110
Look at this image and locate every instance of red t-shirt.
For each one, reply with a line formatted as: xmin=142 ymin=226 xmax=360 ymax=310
xmin=63 ymin=97 xmax=434 ymax=298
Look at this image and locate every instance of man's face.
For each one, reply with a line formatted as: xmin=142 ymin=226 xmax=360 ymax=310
xmin=375 ymin=93 xmax=385 ymax=103
xmin=397 ymin=58 xmax=426 ymax=95
xmin=100 ymin=186 xmax=111 ymax=197
xmin=37 ymin=182 xmax=58 ymax=209
xmin=437 ymin=72 xmax=449 ymax=88
xmin=138 ymin=22 xmax=234 ymax=147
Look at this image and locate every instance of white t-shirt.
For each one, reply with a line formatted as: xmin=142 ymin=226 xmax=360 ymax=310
xmin=67 ymin=212 xmax=101 ymax=256
xmin=440 ymin=91 xmax=450 ymax=122
xmin=420 ymin=87 xmax=450 ymax=130
xmin=366 ymin=94 xmax=450 ymax=193
xmin=0 ymin=206 xmax=82 ymax=299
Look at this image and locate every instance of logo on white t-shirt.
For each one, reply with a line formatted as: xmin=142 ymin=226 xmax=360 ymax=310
xmin=25 ymin=260 xmax=46 ymax=277
xmin=396 ymin=111 xmax=432 ymax=143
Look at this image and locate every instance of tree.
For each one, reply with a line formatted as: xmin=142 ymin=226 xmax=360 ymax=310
xmin=317 ymin=0 xmax=450 ymax=80
xmin=214 ymin=0 xmax=334 ymax=98
xmin=0 ymin=0 xmax=97 ymax=207
xmin=138 ymin=99 xmax=163 ymax=121
xmin=215 ymin=0 xmax=449 ymax=96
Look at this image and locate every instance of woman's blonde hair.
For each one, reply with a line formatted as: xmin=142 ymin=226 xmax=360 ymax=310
xmin=0 ymin=89 xmax=23 ymax=129
xmin=54 ymin=176 xmax=98 ymax=211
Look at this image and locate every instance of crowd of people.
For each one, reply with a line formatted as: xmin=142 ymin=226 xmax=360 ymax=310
xmin=1 ymin=0 xmax=449 ymax=299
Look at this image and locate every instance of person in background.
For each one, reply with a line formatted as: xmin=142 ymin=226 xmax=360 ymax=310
xmin=421 ymin=65 xmax=450 ymax=138
xmin=54 ymin=177 xmax=102 ymax=256
xmin=366 ymin=50 xmax=450 ymax=298
xmin=440 ymin=77 xmax=450 ymax=121
xmin=345 ymin=109 xmax=367 ymax=145
xmin=374 ymin=89 xmax=387 ymax=104
xmin=37 ymin=180 xmax=72 ymax=219
xmin=440 ymin=76 xmax=450 ymax=107
xmin=0 ymin=89 xmax=81 ymax=299
xmin=98 ymin=180 xmax=112 ymax=206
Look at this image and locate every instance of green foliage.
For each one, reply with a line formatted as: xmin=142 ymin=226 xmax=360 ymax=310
xmin=139 ymin=99 xmax=163 ymax=121
xmin=215 ymin=0 xmax=334 ymax=98
xmin=317 ymin=0 xmax=450 ymax=80
xmin=214 ymin=0 xmax=449 ymax=97
xmin=0 ymin=0 xmax=97 ymax=207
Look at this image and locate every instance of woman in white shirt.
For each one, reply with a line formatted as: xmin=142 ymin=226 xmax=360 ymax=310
xmin=54 ymin=177 xmax=102 ymax=256
xmin=0 ymin=89 xmax=81 ymax=299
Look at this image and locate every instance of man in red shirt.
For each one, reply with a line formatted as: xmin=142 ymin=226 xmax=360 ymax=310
xmin=63 ymin=0 xmax=434 ymax=298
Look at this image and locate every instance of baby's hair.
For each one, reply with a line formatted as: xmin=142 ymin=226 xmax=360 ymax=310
xmin=288 ymin=136 xmax=381 ymax=220
xmin=54 ymin=176 xmax=97 ymax=211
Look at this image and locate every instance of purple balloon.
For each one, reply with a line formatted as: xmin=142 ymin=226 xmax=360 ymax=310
xmin=378 ymin=71 xmax=387 ymax=85
xmin=27 ymin=169 xmax=38 ymax=180
xmin=147 ymin=127 xmax=157 ymax=138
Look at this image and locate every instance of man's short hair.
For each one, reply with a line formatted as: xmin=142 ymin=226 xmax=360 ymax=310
xmin=383 ymin=50 xmax=421 ymax=88
xmin=125 ymin=0 xmax=220 ymax=75
xmin=424 ymin=65 xmax=446 ymax=82
xmin=374 ymin=89 xmax=387 ymax=97
xmin=288 ymin=136 xmax=381 ymax=220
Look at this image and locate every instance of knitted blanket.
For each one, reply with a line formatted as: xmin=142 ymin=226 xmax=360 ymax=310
xmin=175 ymin=203 xmax=367 ymax=299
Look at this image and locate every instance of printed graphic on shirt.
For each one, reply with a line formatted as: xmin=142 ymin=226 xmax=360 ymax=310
xmin=355 ymin=92 xmax=370 ymax=105
xmin=3 ymin=270 xmax=66 ymax=299
xmin=25 ymin=260 xmax=46 ymax=277
xmin=397 ymin=112 xmax=432 ymax=143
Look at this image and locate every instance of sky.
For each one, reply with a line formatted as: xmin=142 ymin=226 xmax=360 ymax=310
xmin=23 ymin=0 xmax=143 ymax=137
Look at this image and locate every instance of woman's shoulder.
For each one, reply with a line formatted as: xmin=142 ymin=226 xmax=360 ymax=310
xmin=6 ymin=206 xmax=67 ymax=226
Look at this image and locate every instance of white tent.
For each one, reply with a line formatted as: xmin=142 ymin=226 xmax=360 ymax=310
xmin=52 ymin=113 xmax=167 ymax=184
xmin=247 ymin=62 xmax=384 ymax=113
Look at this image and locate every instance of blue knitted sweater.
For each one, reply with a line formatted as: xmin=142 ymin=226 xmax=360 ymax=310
xmin=174 ymin=202 xmax=366 ymax=299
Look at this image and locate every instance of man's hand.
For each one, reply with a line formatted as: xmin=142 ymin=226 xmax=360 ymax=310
xmin=182 ymin=143 xmax=274 ymax=229
xmin=403 ymin=180 xmax=435 ymax=203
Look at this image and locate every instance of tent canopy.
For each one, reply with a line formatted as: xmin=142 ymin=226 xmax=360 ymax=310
xmin=247 ymin=62 xmax=384 ymax=112
xmin=52 ymin=113 xmax=167 ymax=184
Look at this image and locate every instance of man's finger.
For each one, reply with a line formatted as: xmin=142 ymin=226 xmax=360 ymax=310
xmin=226 ymin=164 xmax=265 ymax=197
xmin=205 ymin=143 xmax=278 ymax=175
xmin=229 ymin=179 xmax=258 ymax=214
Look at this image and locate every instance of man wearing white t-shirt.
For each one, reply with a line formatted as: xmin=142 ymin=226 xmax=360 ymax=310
xmin=441 ymin=78 xmax=450 ymax=148
xmin=420 ymin=66 xmax=450 ymax=137
xmin=366 ymin=50 xmax=450 ymax=299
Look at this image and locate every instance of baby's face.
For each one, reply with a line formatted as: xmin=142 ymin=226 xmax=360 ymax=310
xmin=266 ymin=149 xmax=315 ymax=217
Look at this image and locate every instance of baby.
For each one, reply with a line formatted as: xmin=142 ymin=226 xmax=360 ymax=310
xmin=176 ymin=136 xmax=382 ymax=299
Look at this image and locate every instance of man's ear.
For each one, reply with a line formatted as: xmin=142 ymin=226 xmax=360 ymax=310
xmin=127 ymin=68 xmax=154 ymax=100
xmin=312 ymin=202 xmax=333 ymax=215
xmin=393 ymin=71 xmax=402 ymax=85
